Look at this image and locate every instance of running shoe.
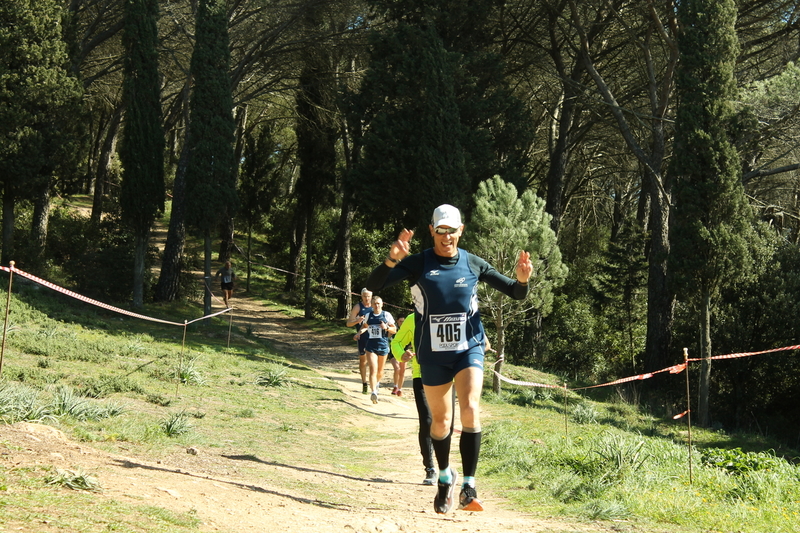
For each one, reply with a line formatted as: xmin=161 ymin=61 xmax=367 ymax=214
xmin=423 ymin=468 xmax=437 ymax=485
xmin=391 ymin=386 xmax=399 ymax=395
xmin=362 ymin=383 xmax=368 ymax=394
xmin=434 ymin=468 xmax=458 ymax=514
xmin=458 ymin=485 xmax=484 ymax=511
xmin=395 ymin=388 xmax=402 ymax=397
xmin=370 ymin=391 xmax=378 ymax=404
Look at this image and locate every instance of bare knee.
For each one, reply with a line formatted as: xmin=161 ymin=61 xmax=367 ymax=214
xmin=430 ymin=417 xmax=452 ymax=439
xmin=460 ymin=402 xmax=480 ymax=429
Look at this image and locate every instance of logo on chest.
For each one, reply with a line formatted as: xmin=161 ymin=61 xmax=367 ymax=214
xmin=454 ymin=276 xmax=468 ymax=288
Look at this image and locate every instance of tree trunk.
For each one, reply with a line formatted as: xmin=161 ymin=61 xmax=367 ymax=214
xmin=335 ymin=194 xmax=355 ymax=318
xmin=492 ymin=356 xmax=504 ymax=394
xmin=517 ymin=307 xmax=542 ymax=368
xmin=245 ymin=226 xmax=252 ymax=294
xmin=698 ymin=288 xmax=712 ymax=427
xmin=31 ymin=179 xmax=51 ymax=262
xmin=337 ymin=81 xmax=361 ymax=319
xmin=491 ymin=311 xmax=507 ymax=394
xmin=304 ymin=208 xmax=313 ymax=318
xmin=154 ymin=140 xmax=189 ymax=302
xmin=203 ymin=230 xmax=212 ymax=320
xmin=545 ymin=66 xmax=582 ymax=235
xmin=218 ymin=106 xmax=247 ymax=263
xmin=218 ymin=218 xmax=235 ymax=261
xmin=85 ymin=111 xmax=102 ymax=196
xmin=132 ymin=231 xmax=147 ymax=308
xmin=1 ymin=183 xmax=15 ymax=266
xmin=284 ymin=205 xmax=305 ymax=293
xmin=91 ymin=106 xmax=123 ymax=224
xmin=643 ymin=172 xmax=674 ymax=374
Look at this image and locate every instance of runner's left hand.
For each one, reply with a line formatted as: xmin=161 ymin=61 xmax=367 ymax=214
xmin=516 ymin=250 xmax=533 ymax=283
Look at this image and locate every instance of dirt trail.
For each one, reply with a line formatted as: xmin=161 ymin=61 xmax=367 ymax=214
xmin=1 ymin=289 xmax=609 ymax=533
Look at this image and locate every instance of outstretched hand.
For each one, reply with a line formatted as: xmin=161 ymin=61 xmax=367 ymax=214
xmin=389 ymin=228 xmax=414 ymax=262
xmin=516 ymin=250 xmax=533 ymax=283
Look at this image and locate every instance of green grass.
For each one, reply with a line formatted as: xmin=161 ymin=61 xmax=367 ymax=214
xmin=479 ymin=379 xmax=800 ymax=532
xmin=1 ymin=275 xmax=799 ymax=532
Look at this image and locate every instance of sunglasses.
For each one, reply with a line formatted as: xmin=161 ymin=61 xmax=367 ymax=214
xmin=433 ymin=227 xmax=459 ymax=235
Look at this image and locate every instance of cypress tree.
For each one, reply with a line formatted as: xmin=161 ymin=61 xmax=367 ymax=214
xmin=120 ymin=0 xmax=165 ymax=308
xmin=350 ymin=0 xmax=532 ymax=233
xmin=351 ymin=20 xmax=468 ymax=232
xmin=184 ymin=0 xmax=237 ymax=316
xmin=669 ymin=0 xmax=753 ymax=427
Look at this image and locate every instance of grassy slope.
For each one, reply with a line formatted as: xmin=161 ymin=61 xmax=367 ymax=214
xmin=0 ymin=268 xmax=798 ymax=532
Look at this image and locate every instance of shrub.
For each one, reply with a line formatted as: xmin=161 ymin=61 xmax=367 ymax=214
xmin=160 ymin=411 xmax=192 ymax=437
xmin=49 ymin=386 xmax=125 ymax=421
xmin=42 ymin=207 xmax=157 ymax=302
xmin=572 ymin=402 xmax=599 ymax=424
xmin=175 ymin=357 xmax=205 ymax=385
xmin=78 ymin=375 xmax=146 ymax=398
xmin=256 ymin=364 xmax=289 ymax=387
xmin=0 ymin=382 xmax=54 ymax=423
xmin=700 ymin=447 xmax=782 ymax=475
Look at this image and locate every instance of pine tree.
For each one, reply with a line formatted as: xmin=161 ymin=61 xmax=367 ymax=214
xmin=470 ymin=175 xmax=567 ymax=392
xmin=184 ymin=0 xmax=238 ymax=317
xmin=292 ymin=5 xmax=338 ymax=314
xmin=120 ymin=0 xmax=165 ymax=308
xmin=669 ymin=0 xmax=754 ymax=427
xmin=596 ymin=222 xmax=648 ymax=375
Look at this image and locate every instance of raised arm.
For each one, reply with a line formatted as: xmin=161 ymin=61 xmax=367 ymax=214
xmin=367 ymin=229 xmax=418 ymax=292
xmin=385 ymin=228 xmax=414 ymax=266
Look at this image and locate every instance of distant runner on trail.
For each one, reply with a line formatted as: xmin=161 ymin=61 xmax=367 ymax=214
xmin=345 ymin=288 xmax=373 ymax=394
xmin=215 ymin=261 xmax=236 ymax=308
xmin=356 ymin=295 xmax=396 ymax=404
xmin=367 ymin=204 xmax=532 ymax=514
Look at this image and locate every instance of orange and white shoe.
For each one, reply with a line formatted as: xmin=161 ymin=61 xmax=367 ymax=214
xmin=458 ymin=485 xmax=484 ymax=511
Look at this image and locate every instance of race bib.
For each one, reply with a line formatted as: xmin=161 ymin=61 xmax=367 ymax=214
xmin=429 ymin=313 xmax=468 ymax=352
xmin=368 ymin=324 xmax=383 ymax=339
xmin=223 ymin=275 xmax=232 ymax=283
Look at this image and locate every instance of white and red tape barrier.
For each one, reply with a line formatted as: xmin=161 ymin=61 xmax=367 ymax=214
xmin=6 ymin=263 xmax=795 ymax=393
xmin=0 ymin=264 xmax=230 ymax=327
xmin=493 ymin=345 xmax=800 ymax=392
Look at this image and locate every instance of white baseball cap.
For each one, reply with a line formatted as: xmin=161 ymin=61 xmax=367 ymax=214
xmin=431 ymin=204 xmax=462 ymax=228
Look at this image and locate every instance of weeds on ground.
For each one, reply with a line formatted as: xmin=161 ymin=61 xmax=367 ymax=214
xmin=44 ymin=467 xmax=101 ymax=492
xmin=160 ymin=410 xmax=192 ymax=437
xmin=256 ymin=363 xmax=289 ymax=387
